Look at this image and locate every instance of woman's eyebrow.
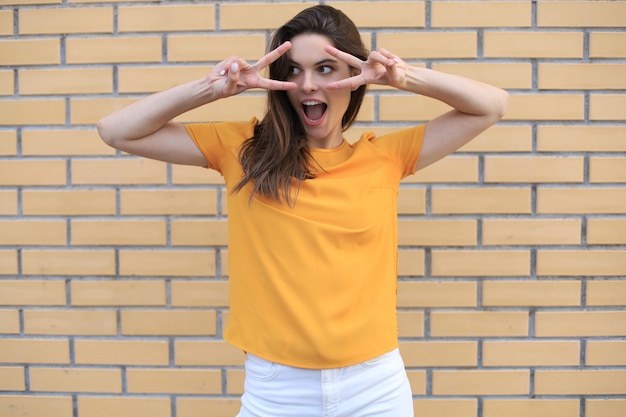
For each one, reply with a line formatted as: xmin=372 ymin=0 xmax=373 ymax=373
xmin=288 ymin=58 xmax=338 ymax=66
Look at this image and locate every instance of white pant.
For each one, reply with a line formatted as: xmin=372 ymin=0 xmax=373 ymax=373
xmin=236 ymin=348 xmax=414 ymax=417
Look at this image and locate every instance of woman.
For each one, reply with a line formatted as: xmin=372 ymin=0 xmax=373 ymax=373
xmin=98 ymin=5 xmax=508 ymax=417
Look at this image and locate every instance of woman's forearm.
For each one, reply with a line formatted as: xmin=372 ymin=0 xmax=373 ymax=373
xmin=97 ymin=77 xmax=216 ymax=146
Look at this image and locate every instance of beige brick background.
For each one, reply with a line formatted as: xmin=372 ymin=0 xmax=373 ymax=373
xmin=1 ymin=1 xmax=625 ymax=416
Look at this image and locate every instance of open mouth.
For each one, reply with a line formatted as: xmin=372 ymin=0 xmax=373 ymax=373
xmin=302 ymin=100 xmax=327 ymax=125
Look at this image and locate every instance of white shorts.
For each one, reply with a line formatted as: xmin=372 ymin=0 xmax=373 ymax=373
xmin=236 ymin=348 xmax=414 ymax=417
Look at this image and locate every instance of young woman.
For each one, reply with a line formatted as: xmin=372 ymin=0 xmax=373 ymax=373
xmin=98 ymin=5 xmax=508 ymax=417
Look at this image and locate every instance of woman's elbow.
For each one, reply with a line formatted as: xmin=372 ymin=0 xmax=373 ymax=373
xmin=494 ymin=89 xmax=509 ymax=120
xmin=96 ymin=118 xmax=119 ymax=148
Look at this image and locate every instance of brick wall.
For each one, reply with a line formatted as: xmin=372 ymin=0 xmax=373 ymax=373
xmin=1 ymin=1 xmax=625 ymax=416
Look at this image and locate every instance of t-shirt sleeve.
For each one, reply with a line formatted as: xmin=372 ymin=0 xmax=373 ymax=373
xmin=370 ymin=124 xmax=426 ymax=178
xmin=184 ymin=118 xmax=258 ymax=173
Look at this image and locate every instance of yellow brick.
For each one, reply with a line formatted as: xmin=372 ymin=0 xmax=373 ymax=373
xmin=121 ymin=189 xmax=217 ymax=215
xmin=433 ymin=250 xmax=530 ymax=277
xmin=397 ymin=219 xmax=477 ymax=246
xmin=171 ymin=281 xmax=229 ymax=307
xmin=397 ymin=188 xmax=426 ymax=215
xmin=433 ymin=370 xmax=529 ymax=395
xmin=588 ymin=219 xmax=626 ymax=245
xmin=171 ymin=164 xmax=225 ymax=185
xmin=0 ymin=190 xmax=17 ymax=215
xmin=174 ymin=95 xmax=267 ymax=123
xmin=66 ymin=36 xmax=161 ymax=64
xmin=537 ymin=126 xmax=626 ymax=152
xmin=168 ymin=34 xmax=265 ymax=63
xmin=483 ymin=219 xmax=581 ymax=246
xmin=72 ymin=158 xmax=167 ymax=185
xmin=483 ymin=341 xmax=580 ymax=367
xmin=220 ymin=2 xmax=316 ymax=30
xmin=22 ymin=129 xmax=115 ymax=156
xmin=19 ymin=68 xmax=113 ymax=95
xmin=119 ymin=250 xmax=215 ymax=277
xmin=24 ymin=309 xmax=117 ymax=336
xmin=0 ymin=396 xmax=72 ymax=417
xmin=505 ymin=94 xmax=584 ymax=121
xmin=75 ymin=340 xmax=169 ymax=366
xmin=71 ymin=219 xmax=166 ymax=246
xmin=587 ymin=399 xmax=626 ymax=417
xmin=328 ymin=1 xmax=425 ymax=28
xmin=0 ymin=338 xmax=69 ymax=364
xmin=22 ymin=250 xmax=115 ymax=276
xmin=30 ymin=367 xmax=121 ymax=393
xmin=484 ymin=399 xmax=579 ymax=417
xmin=540 ymin=64 xmax=626 ymax=90
xmin=406 ymin=370 xmax=427 ymax=395
xmin=0 ymin=309 xmax=19 ymax=333
xmin=432 ymin=187 xmax=531 ymax=214
xmin=0 ymin=367 xmax=25 ymax=391
xmin=397 ymin=311 xmax=424 ymax=337
xmin=432 ymin=62 xmax=532 ymax=90
xmin=226 ymin=369 xmax=245 ymax=395
xmin=19 ymin=7 xmax=113 ymax=34
xmin=397 ymin=281 xmax=477 ymax=308
xmin=432 ymin=1 xmax=531 ymax=27
xmin=121 ymin=310 xmax=216 ymax=336
xmin=590 ymin=32 xmax=626 ymax=58
xmin=0 ymin=160 xmax=66 ymax=186
xmin=431 ymin=311 xmax=528 ymax=337
xmin=483 ymin=280 xmax=580 ymax=307
xmin=413 ymin=399 xmax=477 ymax=417
xmin=538 ymin=187 xmax=626 ymax=214
xmin=536 ymin=311 xmax=626 ymax=337
xmin=71 ymin=280 xmax=166 ymax=306
xmin=0 ymin=10 xmax=12 ymax=36
xmin=22 ymin=189 xmax=116 ymax=216
xmin=0 ymin=130 xmax=16 ymax=156
xmin=70 ymin=97 xmax=136 ymax=125
xmin=175 ymin=340 xmax=245 ymax=366
xmin=379 ymin=32 xmax=477 ymax=59
xmin=485 ymin=156 xmax=584 ymax=183
xmin=587 ymin=280 xmax=626 ymax=306
xmin=177 ymin=398 xmax=241 ymax=417
xmin=0 ymin=39 xmax=60 ymax=65
xmin=400 ymin=341 xmax=477 ymax=367
xmin=0 ymin=220 xmax=67 ymax=246
xmin=127 ymin=368 xmax=221 ymax=394
xmin=0 ymin=99 xmax=65 ymax=125
xmin=119 ymin=4 xmax=214 ymax=32
xmin=0 ymin=250 xmax=18 ymax=275
xmin=410 ymin=156 xmax=478 ymax=183
xmin=536 ymin=370 xmax=626 ymax=395
xmin=484 ymin=31 xmax=583 ymax=58
xmin=118 ymin=65 xmax=209 ymax=93
xmin=0 ymin=279 xmax=66 ymax=306
xmin=538 ymin=250 xmax=626 ymax=276
xmin=77 ymin=397 xmax=171 ymax=417
xmin=586 ymin=341 xmax=626 ymax=366
xmin=0 ymin=69 xmax=13 ymax=95
xmin=538 ymin=1 xmax=626 ymax=27
xmin=171 ymin=219 xmax=228 ymax=246
xmin=590 ymin=157 xmax=626 ymax=183
xmin=590 ymin=94 xmax=626 ymax=121
xmin=397 ymin=249 xmax=425 ymax=276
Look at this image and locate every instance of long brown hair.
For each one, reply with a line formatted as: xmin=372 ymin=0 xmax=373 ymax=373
xmin=233 ymin=5 xmax=369 ymax=205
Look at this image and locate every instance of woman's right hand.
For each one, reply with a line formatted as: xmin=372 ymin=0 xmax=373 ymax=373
xmin=210 ymin=41 xmax=297 ymax=98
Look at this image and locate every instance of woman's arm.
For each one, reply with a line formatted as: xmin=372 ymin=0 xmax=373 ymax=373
xmin=96 ymin=42 xmax=296 ymax=167
xmin=324 ymin=46 xmax=509 ymax=171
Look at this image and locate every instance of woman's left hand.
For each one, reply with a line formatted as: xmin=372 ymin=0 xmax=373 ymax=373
xmin=323 ymin=45 xmax=408 ymax=90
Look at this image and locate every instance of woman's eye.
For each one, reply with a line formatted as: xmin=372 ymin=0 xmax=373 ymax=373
xmin=288 ymin=66 xmax=300 ymax=76
xmin=319 ymin=66 xmax=332 ymax=74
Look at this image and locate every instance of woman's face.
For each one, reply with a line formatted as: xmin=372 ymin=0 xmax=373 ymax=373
xmin=285 ymin=33 xmax=355 ymax=149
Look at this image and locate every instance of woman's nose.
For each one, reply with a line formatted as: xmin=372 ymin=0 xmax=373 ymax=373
xmin=301 ymin=71 xmax=318 ymax=92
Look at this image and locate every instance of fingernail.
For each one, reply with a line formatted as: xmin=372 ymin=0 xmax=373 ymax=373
xmin=231 ymin=63 xmax=238 ymax=72
xmin=219 ymin=69 xmax=226 ymax=76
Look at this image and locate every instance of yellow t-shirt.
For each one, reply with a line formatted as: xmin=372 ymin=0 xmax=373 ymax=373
xmin=185 ymin=118 xmax=424 ymax=369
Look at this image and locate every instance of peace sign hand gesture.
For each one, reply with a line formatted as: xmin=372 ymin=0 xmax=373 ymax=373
xmin=208 ymin=41 xmax=297 ymax=99
xmin=323 ymin=45 xmax=409 ymax=91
